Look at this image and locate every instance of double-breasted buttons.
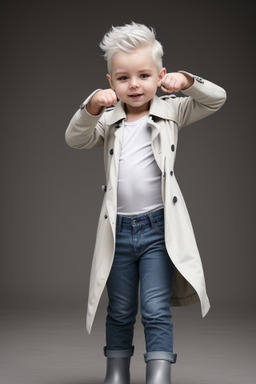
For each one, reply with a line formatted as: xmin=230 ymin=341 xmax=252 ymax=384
xmin=109 ymin=148 xmax=114 ymax=155
xmin=104 ymin=214 xmax=108 ymax=219
xmin=170 ymin=171 xmax=174 ymax=176
xmin=173 ymin=196 xmax=178 ymax=203
xmin=171 ymin=144 xmax=175 ymax=152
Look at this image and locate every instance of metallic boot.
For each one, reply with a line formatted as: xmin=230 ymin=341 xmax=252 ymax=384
xmin=145 ymin=360 xmax=172 ymax=384
xmin=103 ymin=347 xmax=134 ymax=384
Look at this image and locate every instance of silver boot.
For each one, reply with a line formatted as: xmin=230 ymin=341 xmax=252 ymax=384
xmin=146 ymin=359 xmax=171 ymax=384
xmin=103 ymin=347 xmax=134 ymax=384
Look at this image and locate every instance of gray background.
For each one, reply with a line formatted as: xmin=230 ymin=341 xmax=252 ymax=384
xmin=1 ymin=1 xmax=255 ymax=383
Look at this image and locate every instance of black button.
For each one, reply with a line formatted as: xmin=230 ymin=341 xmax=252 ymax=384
xmin=115 ymin=124 xmax=120 ymax=128
xmin=110 ymin=149 xmax=114 ymax=155
xmin=170 ymin=171 xmax=173 ymax=176
xmin=171 ymin=144 xmax=175 ymax=152
xmin=104 ymin=214 xmax=108 ymax=219
xmin=173 ymin=196 xmax=178 ymax=203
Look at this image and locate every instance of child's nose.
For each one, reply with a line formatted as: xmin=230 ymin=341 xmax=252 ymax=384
xmin=129 ymin=78 xmax=139 ymax=88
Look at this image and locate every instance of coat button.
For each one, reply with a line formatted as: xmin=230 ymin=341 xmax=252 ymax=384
xmin=170 ymin=171 xmax=173 ymax=176
xmin=109 ymin=148 xmax=114 ymax=155
xmin=115 ymin=124 xmax=120 ymax=128
xmin=173 ymin=196 xmax=178 ymax=203
xmin=196 ymin=77 xmax=204 ymax=84
xmin=101 ymin=185 xmax=107 ymax=192
xmin=171 ymin=144 xmax=175 ymax=152
xmin=104 ymin=214 xmax=108 ymax=219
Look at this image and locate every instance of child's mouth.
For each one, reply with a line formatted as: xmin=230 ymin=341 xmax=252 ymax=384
xmin=129 ymin=94 xmax=143 ymax=99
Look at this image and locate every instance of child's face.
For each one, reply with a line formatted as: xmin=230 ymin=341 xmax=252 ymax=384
xmin=107 ymin=47 xmax=166 ymax=113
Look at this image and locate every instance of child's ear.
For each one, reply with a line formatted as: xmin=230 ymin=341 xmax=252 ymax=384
xmin=158 ymin=67 xmax=166 ymax=86
xmin=106 ymin=74 xmax=114 ymax=90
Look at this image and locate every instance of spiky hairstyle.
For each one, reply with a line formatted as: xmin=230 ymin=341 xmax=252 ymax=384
xmin=100 ymin=22 xmax=164 ymax=73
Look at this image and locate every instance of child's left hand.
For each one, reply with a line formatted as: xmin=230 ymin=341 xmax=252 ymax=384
xmin=160 ymin=72 xmax=194 ymax=93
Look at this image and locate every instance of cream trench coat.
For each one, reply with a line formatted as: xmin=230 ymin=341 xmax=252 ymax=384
xmin=65 ymin=74 xmax=227 ymax=334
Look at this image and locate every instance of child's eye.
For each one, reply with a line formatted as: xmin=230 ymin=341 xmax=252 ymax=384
xmin=118 ymin=76 xmax=128 ymax=81
xmin=141 ymin=74 xmax=149 ymax=79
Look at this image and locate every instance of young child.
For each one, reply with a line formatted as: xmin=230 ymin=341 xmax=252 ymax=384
xmin=65 ymin=22 xmax=226 ymax=384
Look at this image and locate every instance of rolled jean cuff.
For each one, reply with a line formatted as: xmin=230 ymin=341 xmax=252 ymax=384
xmin=144 ymin=351 xmax=177 ymax=364
xmin=104 ymin=346 xmax=134 ymax=358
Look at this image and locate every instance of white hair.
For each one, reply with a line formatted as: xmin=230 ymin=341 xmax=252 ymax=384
xmin=100 ymin=22 xmax=164 ymax=73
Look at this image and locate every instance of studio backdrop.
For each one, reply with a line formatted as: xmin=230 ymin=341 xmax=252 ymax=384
xmin=1 ymin=0 xmax=255 ymax=316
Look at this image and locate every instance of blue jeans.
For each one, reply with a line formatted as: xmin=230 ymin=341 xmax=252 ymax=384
xmin=105 ymin=208 xmax=177 ymax=363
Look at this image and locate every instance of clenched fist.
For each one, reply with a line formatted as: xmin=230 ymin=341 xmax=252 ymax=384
xmin=87 ymin=89 xmax=118 ymax=115
xmin=161 ymin=72 xmax=194 ymax=93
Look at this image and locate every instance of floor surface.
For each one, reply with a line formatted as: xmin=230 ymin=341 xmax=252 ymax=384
xmin=0 ymin=305 xmax=255 ymax=384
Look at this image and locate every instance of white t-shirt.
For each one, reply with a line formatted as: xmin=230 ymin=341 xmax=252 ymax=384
xmin=117 ymin=115 xmax=163 ymax=216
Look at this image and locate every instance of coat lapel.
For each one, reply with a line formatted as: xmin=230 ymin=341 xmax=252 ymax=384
xmin=105 ymin=95 xmax=178 ymax=125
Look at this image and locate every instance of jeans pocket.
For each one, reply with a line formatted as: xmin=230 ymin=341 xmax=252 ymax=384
xmin=153 ymin=217 xmax=165 ymax=235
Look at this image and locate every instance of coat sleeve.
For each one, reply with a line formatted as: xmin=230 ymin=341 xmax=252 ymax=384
xmin=65 ymin=91 xmax=106 ymax=149
xmin=170 ymin=73 xmax=227 ymax=129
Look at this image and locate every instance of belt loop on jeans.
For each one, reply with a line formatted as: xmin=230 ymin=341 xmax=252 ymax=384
xmin=117 ymin=215 xmax=123 ymax=232
xmin=147 ymin=212 xmax=155 ymax=229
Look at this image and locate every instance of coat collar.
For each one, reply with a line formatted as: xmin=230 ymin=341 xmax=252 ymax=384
xmin=105 ymin=95 xmax=177 ymax=125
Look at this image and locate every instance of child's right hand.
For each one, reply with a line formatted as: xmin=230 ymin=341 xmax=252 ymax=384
xmin=87 ymin=89 xmax=118 ymax=115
